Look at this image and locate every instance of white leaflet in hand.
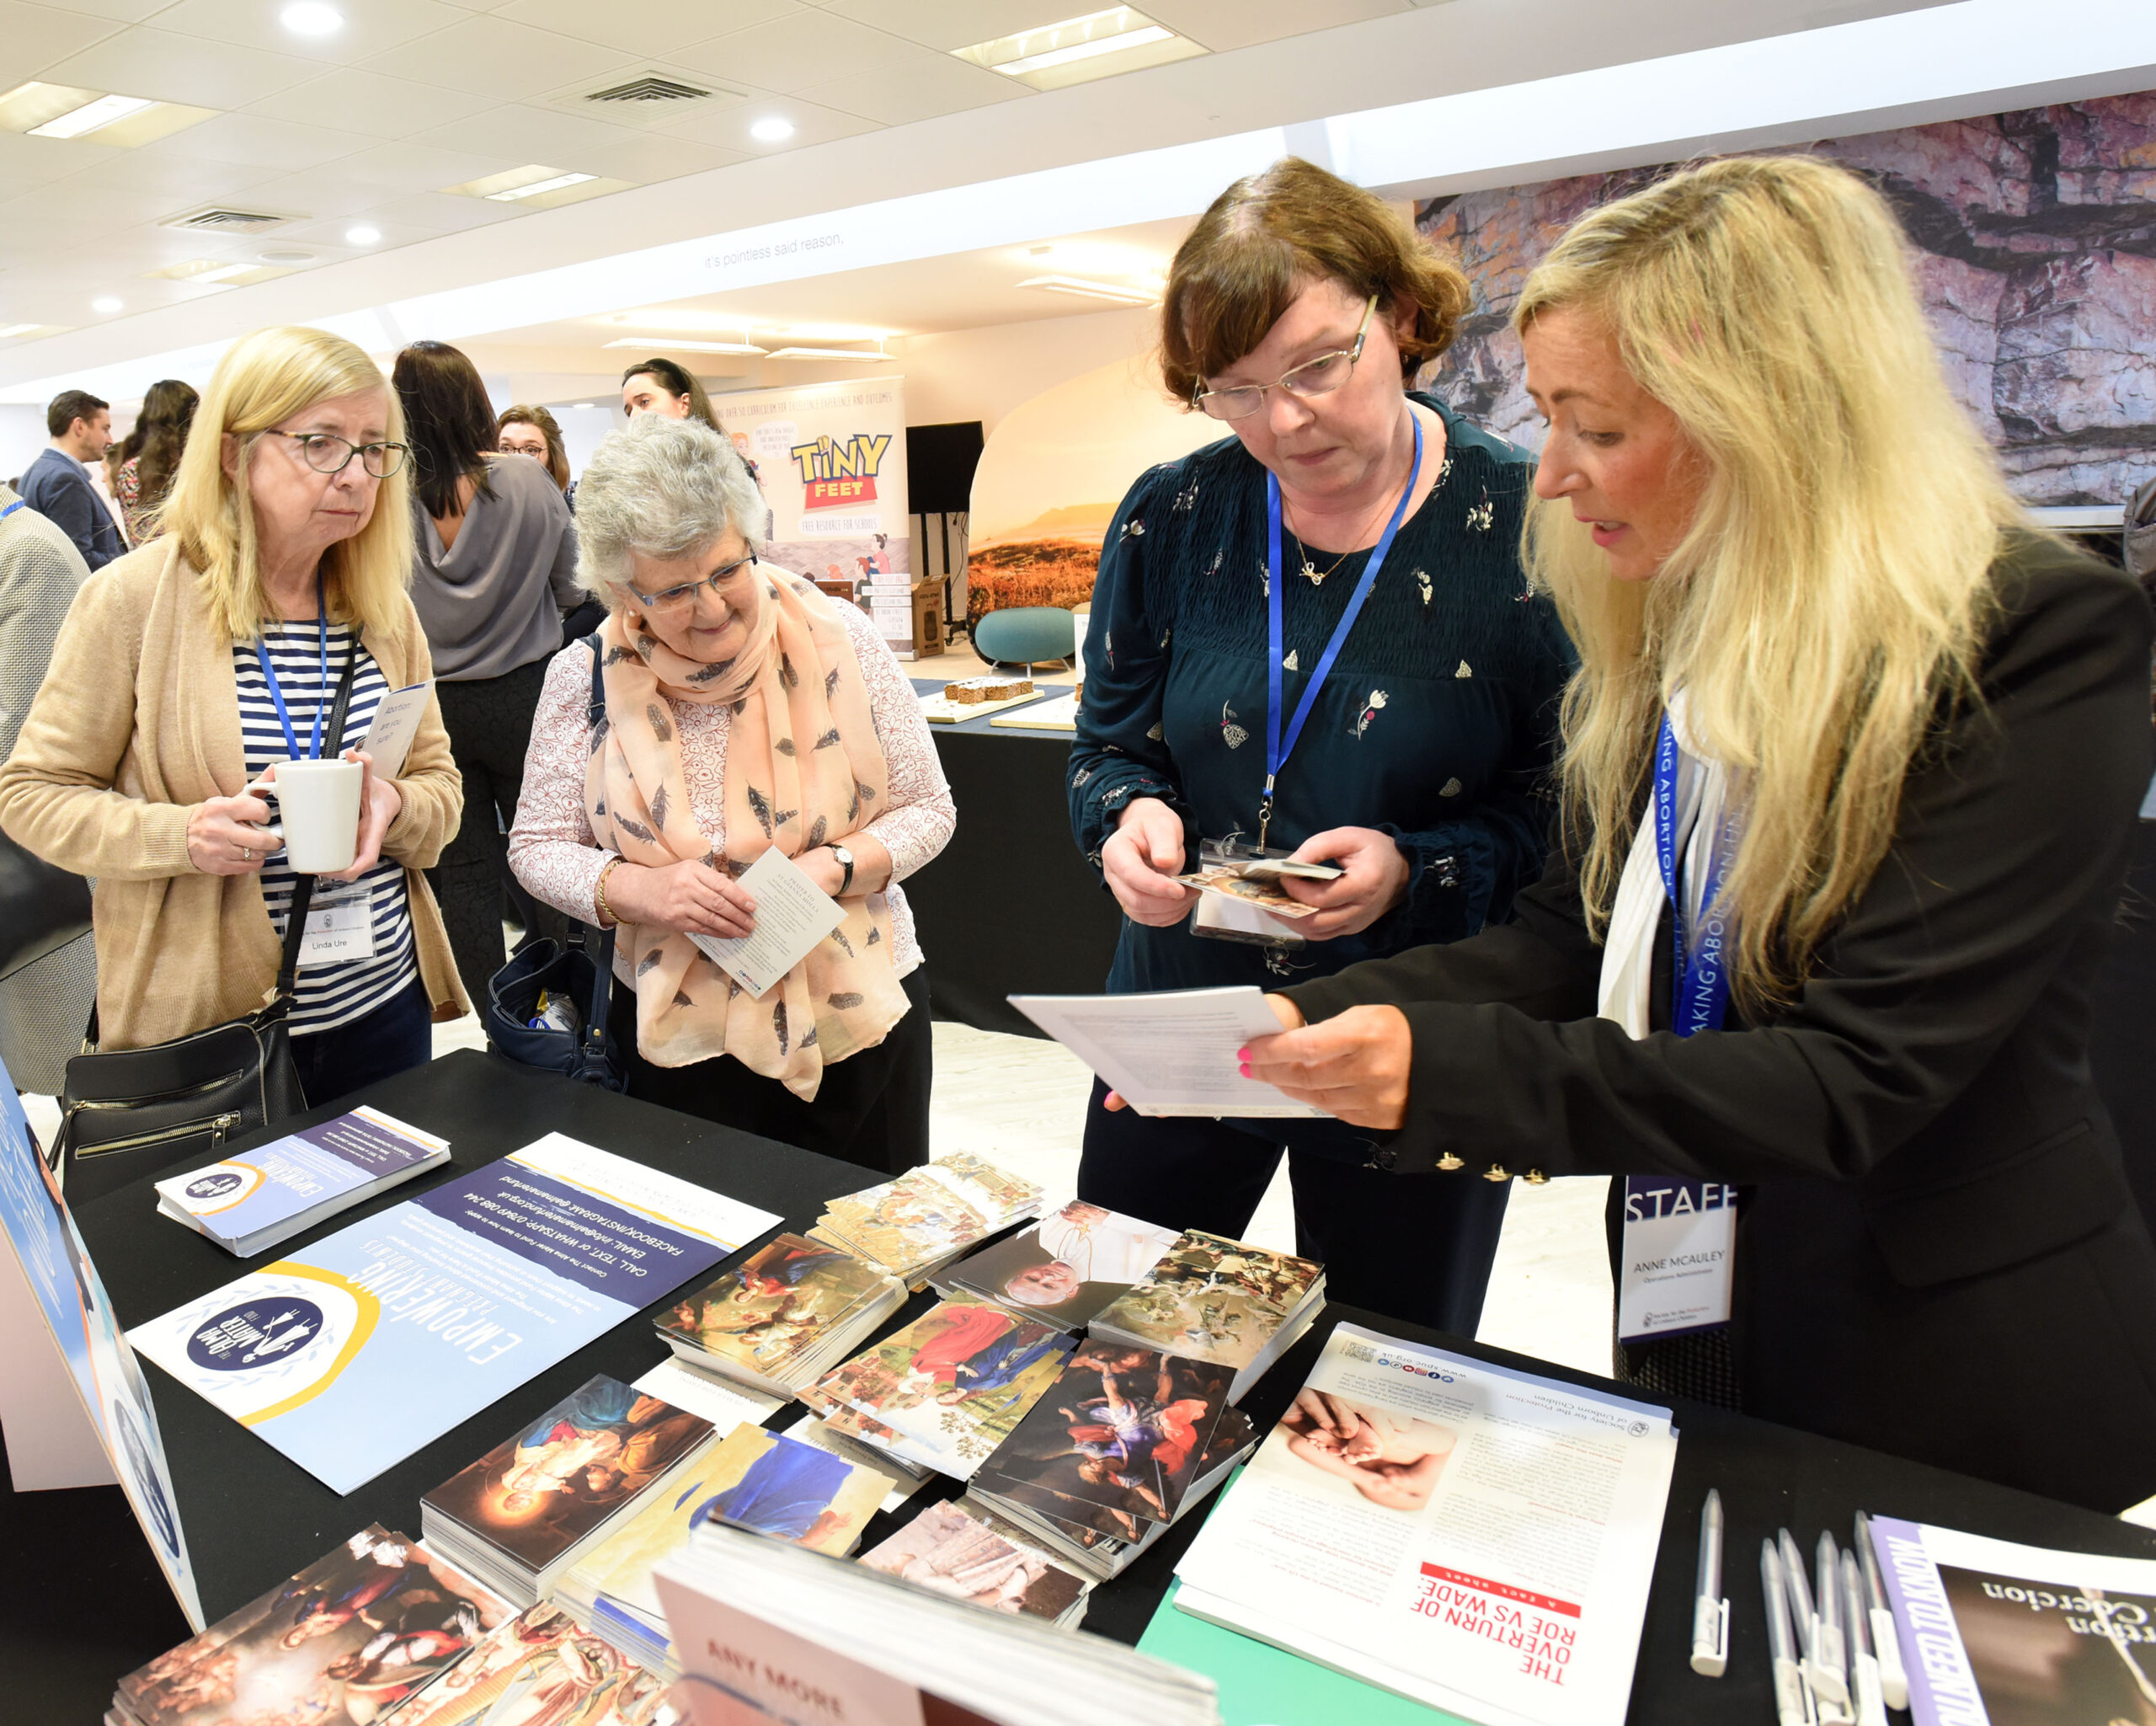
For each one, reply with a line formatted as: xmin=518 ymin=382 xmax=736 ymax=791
xmin=357 ymin=681 xmax=431 ymax=777
xmin=688 ymin=847 xmax=846 ymax=1000
xmin=1007 ymin=986 xmax=1321 ymax=1118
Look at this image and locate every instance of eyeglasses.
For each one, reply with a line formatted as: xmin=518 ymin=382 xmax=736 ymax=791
xmin=1191 ymin=294 xmax=1380 ymax=421
xmin=264 ymin=428 xmax=410 ymax=478
xmin=627 ymin=552 xmax=759 ymax=612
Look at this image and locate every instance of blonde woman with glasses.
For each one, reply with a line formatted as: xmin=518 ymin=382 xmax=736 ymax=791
xmin=0 ymin=325 xmax=467 ymax=1107
xmin=1241 ymin=155 xmax=2156 ymax=1510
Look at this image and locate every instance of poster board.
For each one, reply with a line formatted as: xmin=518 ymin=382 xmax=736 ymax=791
xmin=714 ymin=375 xmax=915 ymax=652
xmin=0 ymin=1059 xmax=202 ymax=1628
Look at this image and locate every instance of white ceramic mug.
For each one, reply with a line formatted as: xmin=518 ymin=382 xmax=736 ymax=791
xmin=249 ymin=757 xmax=364 ymax=874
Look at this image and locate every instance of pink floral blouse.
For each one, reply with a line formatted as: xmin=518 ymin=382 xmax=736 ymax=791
xmin=509 ymin=602 xmax=956 ymax=985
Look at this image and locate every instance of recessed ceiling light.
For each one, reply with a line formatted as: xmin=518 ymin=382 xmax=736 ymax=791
xmin=29 ymin=93 xmax=153 ymax=139
xmin=749 ymin=116 xmax=794 ymax=143
xmin=1017 ymin=273 xmax=1157 ymax=305
xmin=487 ymin=171 xmax=595 ymax=202
xmin=92 ymin=297 xmax=123 ymax=313
xmin=279 ymin=3 xmax=344 ymax=38
xmin=344 ymin=224 xmax=382 ymax=246
xmin=602 ymin=336 xmax=768 ymax=356
xmin=953 ymin=8 xmax=1202 ymax=89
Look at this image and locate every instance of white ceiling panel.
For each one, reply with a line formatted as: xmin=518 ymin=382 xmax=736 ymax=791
xmin=798 ymin=52 xmax=1030 ymax=126
xmin=18 ymin=0 xmax=166 ymax=21
xmin=814 ymin=0 xmax=1102 ymax=54
xmin=674 ymin=11 xmax=942 ymax=94
xmin=38 ymin=24 xmax=325 ymax=109
xmin=321 ymin=137 xmax=524 ymax=192
xmin=496 ymin=0 xmax=803 ymax=60
xmin=66 ymin=144 xmax=282 ymax=199
xmin=409 ymin=101 xmax=647 ymax=166
xmin=349 ymin=189 xmax=523 ymax=234
xmin=244 ymin=67 xmax=488 ymax=138
xmin=655 ymin=89 xmax=882 ymax=154
xmin=234 ymin=166 xmax=404 ymax=222
xmin=1145 ymin=0 xmax=1411 ymax=53
xmin=360 ymin=13 xmax=639 ymax=103
xmin=565 ymin=130 xmax=748 ymax=187
xmin=0 ymin=129 xmax=123 ymax=194
xmin=0 ymin=0 xmax=124 ymax=83
xmin=275 ymin=213 xmax=473 ymax=251
xmin=146 ymin=0 xmax=471 ymax=66
xmin=146 ymin=111 xmax=374 ymax=171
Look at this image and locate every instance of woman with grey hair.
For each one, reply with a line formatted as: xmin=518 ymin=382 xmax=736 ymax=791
xmin=510 ymin=415 xmax=954 ymax=1173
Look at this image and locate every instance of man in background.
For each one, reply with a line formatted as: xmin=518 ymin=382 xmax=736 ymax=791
xmin=19 ymin=389 xmax=124 ymax=571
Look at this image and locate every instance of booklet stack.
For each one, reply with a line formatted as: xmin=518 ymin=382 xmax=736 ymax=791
xmin=970 ymin=1338 xmax=1257 ymax=1580
xmin=556 ymin=1421 xmax=894 ymax=1676
xmin=809 ymin=1152 xmax=1046 ymax=1284
xmin=388 ymin=1600 xmax=676 ymax=1725
xmin=419 ymin=1375 xmax=715 ymax=1610
xmin=654 ymin=1232 xmax=904 ymax=1397
xmin=1088 ymin=1228 xmax=1326 ymax=1402
xmin=937 ymin=1198 xmax=1183 ymax=1328
xmin=655 ymin=1519 xmax=1224 ymax=1724
xmin=108 ymin=1526 xmax=510 ymax=1726
xmin=860 ymin=1498 xmax=1093 ymax=1627
xmin=798 ymin=1295 xmax=1075 ymax=1479
xmin=152 ymin=1105 xmax=450 ymax=1257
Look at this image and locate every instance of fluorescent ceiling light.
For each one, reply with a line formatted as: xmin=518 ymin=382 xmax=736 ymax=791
xmin=573 ymin=403 xmax=595 ymax=410
xmin=488 ymin=172 xmax=595 ymax=202
xmin=29 ymin=94 xmax=152 ymax=138
xmin=1000 ymin=24 xmax=1170 ymax=76
xmin=953 ymin=8 xmax=1202 ymax=90
xmin=602 ymin=335 xmax=767 ymax=355
xmin=1017 ymin=272 xmax=1156 ymax=304
xmin=279 ymin=2 xmax=343 ymax=36
xmin=764 ymin=345 xmax=893 ymax=361
xmin=344 ymin=225 xmax=382 ymax=246
xmin=445 ymin=165 xmax=622 ymax=205
xmin=0 ymin=323 xmax=42 ymax=339
xmin=750 ymin=116 xmax=794 ymax=143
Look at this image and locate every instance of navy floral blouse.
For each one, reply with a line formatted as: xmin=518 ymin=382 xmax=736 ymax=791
xmin=1068 ymin=394 xmax=1572 ymax=995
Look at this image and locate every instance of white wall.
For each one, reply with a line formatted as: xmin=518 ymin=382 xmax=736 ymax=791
xmin=0 ymin=406 xmax=46 ymax=488
xmin=890 ymin=305 xmax=1163 ymax=442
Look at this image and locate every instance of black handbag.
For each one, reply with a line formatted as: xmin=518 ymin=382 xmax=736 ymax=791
xmin=482 ymin=644 xmax=626 ymax=1091
xmin=51 ymin=630 xmax=362 ymax=1203
xmin=0 ymin=824 xmax=93 ymax=982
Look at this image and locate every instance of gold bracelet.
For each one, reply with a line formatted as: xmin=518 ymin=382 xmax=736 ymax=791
xmin=595 ymin=857 xmax=622 ymax=926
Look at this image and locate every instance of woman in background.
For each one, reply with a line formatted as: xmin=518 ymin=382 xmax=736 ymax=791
xmin=395 ymin=341 xmax=583 ymax=1004
xmin=113 ymin=378 xmax=199 ymax=545
xmin=497 ymin=403 xmax=573 ymax=495
xmin=620 ymin=358 xmax=720 ymax=431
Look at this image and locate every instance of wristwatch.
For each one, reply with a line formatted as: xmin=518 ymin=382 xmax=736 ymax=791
xmin=829 ymin=844 xmax=855 ymax=895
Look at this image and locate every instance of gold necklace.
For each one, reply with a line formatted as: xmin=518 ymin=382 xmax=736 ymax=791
xmin=1282 ymin=440 xmax=1418 ymax=585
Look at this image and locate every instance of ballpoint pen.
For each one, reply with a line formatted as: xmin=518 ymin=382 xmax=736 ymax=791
xmin=1692 ymin=1488 xmax=1729 ymax=1677
xmin=1763 ymin=1541 xmax=1819 ymax=1726
xmin=1779 ymin=1528 xmax=1818 ymax=1659
xmin=1842 ymin=1550 xmax=1888 ymax=1726
xmin=1854 ymin=1513 xmax=1909 ymax=1712
xmin=1812 ymin=1530 xmax=1852 ymax=1716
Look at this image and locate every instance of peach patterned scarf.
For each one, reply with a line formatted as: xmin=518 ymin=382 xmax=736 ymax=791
xmin=585 ymin=566 xmax=906 ymax=1098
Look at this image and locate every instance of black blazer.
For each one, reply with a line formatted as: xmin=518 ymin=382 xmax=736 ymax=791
xmin=1283 ymin=537 xmax=2156 ymax=1511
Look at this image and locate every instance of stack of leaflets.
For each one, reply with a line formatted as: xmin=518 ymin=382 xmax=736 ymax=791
xmin=657 ymin=1519 xmax=1224 ymax=1724
xmin=1089 ymin=1228 xmax=1326 ymax=1401
xmin=809 ymin=1152 xmax=1045 ymax=1283
xmin=108 ymin=1526 xmax=510 ymax=1726
xmin=860 ymin=1498 xmax=1093 ymax=1627
xmin=799 ymin=1296 xmax=1075 ymax=1479
xmin=419 ymin=1375 xmax=714 ymax=1610
xmin=555 ymin=1421 xmax=893 ymax=1676
xmin=152 ymin=1106 xmax=450 ymax=1257
xmin=937 ymin=1198 xmax=1183 ymax=1328
xmin=388 ymin=1600 xmax=676 ymax=1725
xmin=653 ymin=1232 xmax=904 ymax=1397
xmin=970 ymin=1339 xmax=1250 ymax=1558
xmin=1175 ymin=1323 xmax=1678 ymax=1726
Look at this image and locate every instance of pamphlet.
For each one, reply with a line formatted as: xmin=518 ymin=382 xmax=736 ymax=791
xmin=1870 ymin=1515 xmax=2156 ymax=1726
xmin=687 ymin=845 xmax=845 ymax=999
xmin=1174 ymin=1323 xmax=1677 ymax=1726
xmin=1006 ymin=986 xmax=1323 ymax=1118
xmin=357 ymin=679 xmax=432 ymax=777
xmin=125 ymin=1133 xmax=779 ymax=1494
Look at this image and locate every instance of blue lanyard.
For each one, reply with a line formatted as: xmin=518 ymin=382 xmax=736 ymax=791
xmin=1261 ymin=414 xmax=1422 ymax=847
xmin=253 ymin=576 xmax=330 ymax=761
xmin=1653 ymin=713 xmax=1743 ymax=1036
xmin=0 ymin=500 xmax=23 ymax=520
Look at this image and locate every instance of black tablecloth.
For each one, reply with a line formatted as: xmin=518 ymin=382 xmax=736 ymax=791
xmin=22 ymin=1050 xmax=2156 ymax=1724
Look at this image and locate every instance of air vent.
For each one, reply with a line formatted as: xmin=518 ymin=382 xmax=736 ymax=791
xmin=585 ymin=75 xmax=711 ymax=105
xmin=162 ymin=206 xmax=296 ymax=234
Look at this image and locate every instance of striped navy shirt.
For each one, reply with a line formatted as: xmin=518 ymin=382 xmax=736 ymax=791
xmin=235 ymin=622 xmax=415 ymax=1035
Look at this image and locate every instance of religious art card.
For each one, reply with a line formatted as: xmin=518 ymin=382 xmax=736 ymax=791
xmin=943 ymin=1200 xmax=1182 ymax=1329
xmin=860 ymin=1499 xmax=1088 ymax=1622
xmin=111 ymin=1526 xmax=510 ymax=1726
xmin=814 ymin=1155 xmax=1043 ymax=1277
xmin=420 ymin=1376 xmax=712 ymax=1574
xmin=655 ymin=1234 xmax=891 ymax=1374
xmin=387 ymin=1601 xmax=672 ymax=1726
xmin=1091 ymin=1230 xmax=1323 ymax=1371
xmin=1174 ymin=867 xmax=1320 ymax=918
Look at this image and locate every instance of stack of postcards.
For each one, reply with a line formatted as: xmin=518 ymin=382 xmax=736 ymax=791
xmin=860 ymin=1498 xmax=1094 ymax=1628
xmin=556 ymin=1421 xmax=893 ymax=1676
xmin=798 ymin=1296 xmax=1074 ymax=1480
xmin=969 ymin=1338 xmax=1256 ymax=1581
xmin=387 ymin=1600 xmax=675 ymax=1724
xmin=653 ymin=1233 xmax=905 ymax=1398
xmin=935 ymin=1198 xmax=1183 ymax=1328
xmin=809 ymin=1152 xmax=1045 ymax=1285
xmin=1089 ymin=1229 xmax=1326 ymax=1402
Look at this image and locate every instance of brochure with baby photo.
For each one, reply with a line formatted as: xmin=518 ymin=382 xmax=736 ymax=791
xmin=1175 ymin=1323 xmax=1677 ymax=1726
xmin=1089 ymin=1228 xmax=1327 ymax=1401
xmin=939 ymin=1199 xmax=1182 ymax=1328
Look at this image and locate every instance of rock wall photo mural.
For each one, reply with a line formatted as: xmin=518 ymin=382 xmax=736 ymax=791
xmin=1417 ymin=93 xmax=2156 ymax=507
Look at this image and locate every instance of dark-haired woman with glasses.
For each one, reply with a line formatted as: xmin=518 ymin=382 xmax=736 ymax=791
xmin=393 ymin=339 xmax=584 ymax=1006
xmin=1 ymin=326 xmax=468 ymax=1103
xmin=510 ymin=415 xmax=953 ymax=1175
xmin=1065 ymin=159 xmax=1570 ymax=1333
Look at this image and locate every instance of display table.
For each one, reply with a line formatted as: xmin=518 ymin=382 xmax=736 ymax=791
xmin=20 ymin=1050 xmax=2156 ymax=1723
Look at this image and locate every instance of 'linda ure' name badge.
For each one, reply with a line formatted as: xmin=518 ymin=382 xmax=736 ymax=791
xmin=1616 ymin=1178 xmax=1737 ymax=1345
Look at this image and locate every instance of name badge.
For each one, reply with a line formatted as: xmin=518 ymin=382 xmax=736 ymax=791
xmin=301 ymin=886 xmax=375 ymax=964
xmin=1616 ymin=1178 xmax=1737 ymax=1344
xmin=1191 ymin=890 xmax=1305 ymax=948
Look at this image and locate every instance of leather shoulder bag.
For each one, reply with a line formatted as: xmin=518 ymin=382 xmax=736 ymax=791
xmin=52 ymin=628 xmax=362 ymax=1203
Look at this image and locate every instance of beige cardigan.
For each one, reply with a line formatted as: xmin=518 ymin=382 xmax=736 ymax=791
xmin=0 ymin=537 xmax=471 ymax=1050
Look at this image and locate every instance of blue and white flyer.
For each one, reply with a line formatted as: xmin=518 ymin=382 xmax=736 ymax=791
xmin=153 ymin=1104 xmax=451 ymax=1256
xmin=127 ymin=1133 xmax=781 ymax=1494
xmin=0 ymin=1061 xmax=203 ymax=1629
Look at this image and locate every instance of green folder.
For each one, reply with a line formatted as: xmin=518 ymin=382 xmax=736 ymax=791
xmin=1138 ymin=1578 xmax=1474 ymax=1726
